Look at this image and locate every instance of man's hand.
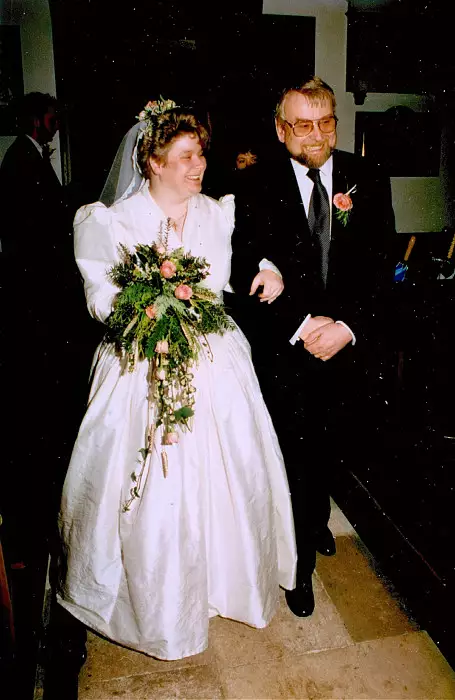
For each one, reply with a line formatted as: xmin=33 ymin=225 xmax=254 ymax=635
xmin=299 ymin=316 xmax=334 ymax=342
xmin=304 ymin=322 xmax=352 ymax=361
xmin=249 ymin=270 xmax=284 ymax=303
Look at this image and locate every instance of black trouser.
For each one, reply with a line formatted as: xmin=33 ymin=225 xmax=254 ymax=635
xmin=255 ymin=345 xmax=356 ymax=580
xmin=43 ymin=600 xmax=88 ymax=700
xmin=0 ymin=328 xmax=92 ymax=564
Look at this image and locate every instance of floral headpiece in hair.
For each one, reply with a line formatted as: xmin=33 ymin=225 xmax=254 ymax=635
xmin=137 ymin=96 xmax=179 ymax=134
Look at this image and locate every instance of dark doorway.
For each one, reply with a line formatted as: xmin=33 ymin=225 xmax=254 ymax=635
xmin=49 ymin=1 xmax=315 ymax=204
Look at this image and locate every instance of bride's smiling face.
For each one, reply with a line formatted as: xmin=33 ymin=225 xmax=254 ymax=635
xmin=151 ymin=133 xmax=206 ymax=198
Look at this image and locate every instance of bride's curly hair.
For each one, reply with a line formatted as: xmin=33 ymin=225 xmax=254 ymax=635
xmin=137 ymin=109 xmax=210 ymax=178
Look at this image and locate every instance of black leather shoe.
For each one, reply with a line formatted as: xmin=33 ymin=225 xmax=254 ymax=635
xmin=285 ymin=578 xmax=315 ymax=617
xmin=315 ymin=527 xmax=336 ymax=556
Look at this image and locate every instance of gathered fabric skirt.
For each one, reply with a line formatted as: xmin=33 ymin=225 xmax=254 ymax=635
xmin=57 ymin=324 xmax=297 ymax=660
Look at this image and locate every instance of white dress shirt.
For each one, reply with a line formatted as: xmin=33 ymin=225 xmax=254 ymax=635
xmin=291 ymin=156 xmax=333 ymax=224
xmin=287 ymin=156 xmax=355 ymax=346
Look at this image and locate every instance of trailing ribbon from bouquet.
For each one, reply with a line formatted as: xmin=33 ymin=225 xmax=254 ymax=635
xmin=106 ymin=219 xmax=234 ymax=511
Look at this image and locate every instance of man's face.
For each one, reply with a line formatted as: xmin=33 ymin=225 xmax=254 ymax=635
xmin=275 ymin=92 xmax=337 ymax=168
xmin=35 ymin=106 xmax=59 ymax=144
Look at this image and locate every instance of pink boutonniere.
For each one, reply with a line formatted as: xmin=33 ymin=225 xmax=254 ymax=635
xmin=333 ymin=185 xmax=356 ymax=226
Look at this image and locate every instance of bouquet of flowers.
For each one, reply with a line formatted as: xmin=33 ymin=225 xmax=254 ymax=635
xmin=106 ymin=221 xmax=234 ymax=508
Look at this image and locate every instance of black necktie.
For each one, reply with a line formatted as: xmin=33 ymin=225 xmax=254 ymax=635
xmin=307 ymin=168 xmax=330 ymax=286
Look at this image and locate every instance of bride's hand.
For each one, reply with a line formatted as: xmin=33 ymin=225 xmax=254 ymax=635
xmin=249 ymin=270 xmax=284 ymax=304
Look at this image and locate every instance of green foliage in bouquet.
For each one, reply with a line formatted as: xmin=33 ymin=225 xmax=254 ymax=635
xmin=107 ymin=245 xmax=233 ymax=368
xmin=105 ymin=232 xmax=235 ymax=510
xmin=107 ymin=242 xmax=231 ymax=367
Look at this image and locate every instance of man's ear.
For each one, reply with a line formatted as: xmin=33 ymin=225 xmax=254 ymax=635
xmin=31 ymin=117 xmax=41 ymax=141
xmin=275 ymin=118 xmax=285 ymax=144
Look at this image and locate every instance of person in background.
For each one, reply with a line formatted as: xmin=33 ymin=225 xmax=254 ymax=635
xmin=0 ymin=92 xmax=88 ymax=569
xmin=236 ymin=149 xmax=258 ymax=170
xmin=0 ymin=91 xmax=65 ymax=260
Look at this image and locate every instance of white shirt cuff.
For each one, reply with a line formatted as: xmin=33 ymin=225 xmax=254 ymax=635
xmin=289 ymin=314 xmax=311 ymax=345
xmin=259 ymin=258 xmax=282 ymax=278
xmin=335 ymin=320 xmax=356 ymax=345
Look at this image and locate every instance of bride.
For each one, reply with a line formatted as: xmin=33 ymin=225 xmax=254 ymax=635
xmin=57 ymin=99 xmax=297 ymax=661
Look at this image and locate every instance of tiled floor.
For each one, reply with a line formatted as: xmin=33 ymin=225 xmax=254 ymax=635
xmin=71 ymin=502 xmax=455 ymax=699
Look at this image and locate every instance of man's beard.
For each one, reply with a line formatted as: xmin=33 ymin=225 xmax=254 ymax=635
xmin=293 ymin=143 xmax=334 ymax=169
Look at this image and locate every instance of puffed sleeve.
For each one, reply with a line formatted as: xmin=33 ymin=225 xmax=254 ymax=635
xmin=218 ymin=195 xmax=235 ymax=293
xmin=74 ymin=202 xmax=120 ymax=323
xmin=218 ymin=194 xmax=235 ymax=233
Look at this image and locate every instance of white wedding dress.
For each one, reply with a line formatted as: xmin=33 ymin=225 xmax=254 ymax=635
xmin=57 ymin=185 xmax=297 ymax=660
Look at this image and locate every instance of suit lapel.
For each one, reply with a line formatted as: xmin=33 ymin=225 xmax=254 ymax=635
xmin=331 ymin=151 xmax=356 ymax=242
xmin=20 ymin=135 xmax=61 ymax=189
xmin=19 ymin=135 xmax=43 ymax=167
xmin=283 ymin=152 xmax=353 ymax=240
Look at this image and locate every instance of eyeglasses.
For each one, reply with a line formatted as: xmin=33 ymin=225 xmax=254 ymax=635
xmin=281 ymin=115 xmax=338 ymax=138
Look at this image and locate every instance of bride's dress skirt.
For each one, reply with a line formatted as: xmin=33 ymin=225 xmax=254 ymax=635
xmin=58 ymin=325 xmax=296 ymax=660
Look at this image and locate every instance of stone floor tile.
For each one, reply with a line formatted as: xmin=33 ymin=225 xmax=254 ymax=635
xmin=78 ymin=664 xmax=223 ymax=699
xmin=209 ymin=613 xmax=285 ymax=669
xmin=263 ymin=579 xmax=353 ymax=655
xmin=329 ymin=498 xmax=356 ymax=536
xmin=316 ymin=535 xmax=418 ymax=642
xmin=219 ymin=631 xmax=455 ymax=700
xmin=218 ymin=657 xmax=310 ymax=699
xmin=295 ymin=630 xmax=455 ymax=699
xmin=79 ymin=631 xmax=214 ymax=684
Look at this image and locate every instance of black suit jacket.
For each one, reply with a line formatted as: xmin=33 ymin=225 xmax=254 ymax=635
xmin=0 ymin=135 xmax=88 ymax=352
xmin=0 ymin=138 xmax=95 ymax=547
xmin=230 ymin=148 xmax=396 ymax=361
xmin=0 ymin=135 xmax=78 ymax=328
xmin=0 ymin=134 xmax=69 ymax=257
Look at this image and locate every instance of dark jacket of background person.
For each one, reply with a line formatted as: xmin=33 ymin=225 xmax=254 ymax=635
xmin=0 ymin=129 xmax=96 ymax=565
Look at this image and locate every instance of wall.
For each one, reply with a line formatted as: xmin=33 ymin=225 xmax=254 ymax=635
xmin=0 ymin=0 xmax=61 ymax=180
xmin=262 ymin=0 xmax=445 ymax=233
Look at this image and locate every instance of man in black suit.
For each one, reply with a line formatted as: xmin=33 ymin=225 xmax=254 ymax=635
xmin=0 ymin=92 xmax=68 ymax=258
xmin=0 ymin=92 xmax=73 ymax=317
xmin=230 ymin=77 xmax=396 ymax=616
xmin=0 ymin=93 xmax=83 ymax=563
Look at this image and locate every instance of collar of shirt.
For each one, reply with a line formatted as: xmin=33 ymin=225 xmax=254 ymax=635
xmin=25 ymin=134 xmax=43 ymax=156
xmin=290 ymin=155 xmax=333 ymax=223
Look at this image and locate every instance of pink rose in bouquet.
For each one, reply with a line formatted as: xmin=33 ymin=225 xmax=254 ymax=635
xmin=163 ymin=432 xmax=179 ymax=445
xmin=155 ymin=340 xmax=169 ymax=354
xmin=145 ymin=305 xmax=157 ymax=319
xmin=174 ymin=284 xmax=193 ymax=301
xmin=160 ymin=260 xmax=177 ymax=279
xmin=154 ymin=243 xmax=166 ymax=256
